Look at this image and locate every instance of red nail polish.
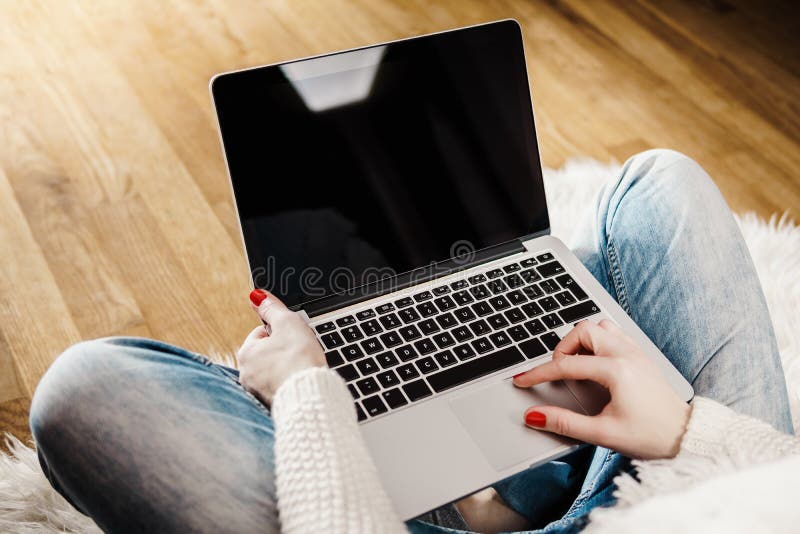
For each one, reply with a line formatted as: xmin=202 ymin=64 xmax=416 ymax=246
xmin=249 ymin=289 xmax=268 ymax=306
xmin=525 ymin=411 xmax=546 ymax=427
xmin=513 ymin=372 xmax=526 ymax=379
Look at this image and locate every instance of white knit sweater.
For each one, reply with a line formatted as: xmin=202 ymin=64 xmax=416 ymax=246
xmin=272 ymin=368 xmax=800 ymax=534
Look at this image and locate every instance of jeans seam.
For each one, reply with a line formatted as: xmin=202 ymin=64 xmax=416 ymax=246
xmin=606 ymin=238 xmax=631 ymax=316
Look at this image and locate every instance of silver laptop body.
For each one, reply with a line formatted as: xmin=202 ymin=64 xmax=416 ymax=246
xmin=211 ymin=20 xmax=694 ymax=521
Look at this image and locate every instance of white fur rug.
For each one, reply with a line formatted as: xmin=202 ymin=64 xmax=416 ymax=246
xmin=1 ymin=159 xmax=798 ymax=533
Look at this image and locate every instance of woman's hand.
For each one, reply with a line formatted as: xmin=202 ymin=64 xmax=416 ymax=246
xmin=513 ymin=319 xmax=690 ymax=460
xmin=237 ymin=289 xmax=325 ymax=404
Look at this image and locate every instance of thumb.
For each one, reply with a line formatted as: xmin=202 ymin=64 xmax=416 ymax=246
xmin=524 ymin=406 xmax=602 ymax=445
xmin=249 ymin=289 xmax=290 ymax=327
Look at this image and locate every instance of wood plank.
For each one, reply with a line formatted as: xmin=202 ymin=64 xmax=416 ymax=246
xmin=0 ymin=397 xmax=33 ymax=452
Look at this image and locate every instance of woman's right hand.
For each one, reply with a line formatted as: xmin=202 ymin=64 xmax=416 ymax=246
xmin=512 ymin=319 xmax=691 ymax=460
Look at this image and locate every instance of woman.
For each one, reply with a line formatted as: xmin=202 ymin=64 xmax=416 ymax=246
xmin=29 ymin=150 xmax=795 ymax=533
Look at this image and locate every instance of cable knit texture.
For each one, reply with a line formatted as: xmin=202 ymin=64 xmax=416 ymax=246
xmin=273 ymin=370 xmax=800 ymax=534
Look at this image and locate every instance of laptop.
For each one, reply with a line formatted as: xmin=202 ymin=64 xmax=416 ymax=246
xmin=210 ymin=19 xmax=694 ymax=520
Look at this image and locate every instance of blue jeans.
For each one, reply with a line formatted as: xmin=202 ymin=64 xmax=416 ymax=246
xmin=30 ymin=150 xmax=792 ymax=533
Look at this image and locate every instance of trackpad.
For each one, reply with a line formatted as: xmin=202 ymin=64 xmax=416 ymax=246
xmin=449 ymin=380 xmax=585 ymax=471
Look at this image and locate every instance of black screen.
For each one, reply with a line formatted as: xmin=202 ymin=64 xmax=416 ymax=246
xmin=213 ymin=20 xmax=549 ymax=309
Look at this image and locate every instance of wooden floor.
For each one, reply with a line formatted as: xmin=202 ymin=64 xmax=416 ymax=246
xmin=1 ymin=0 xmax=799 ymax=446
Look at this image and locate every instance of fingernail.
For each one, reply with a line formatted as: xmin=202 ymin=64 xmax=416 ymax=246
xmin=249 ymin=289 xmax=268 ymax=306
xmin=513 ymin=372 xmax=526 ymax=379
xmin=525 ymin=411 xmax=547 ymax=427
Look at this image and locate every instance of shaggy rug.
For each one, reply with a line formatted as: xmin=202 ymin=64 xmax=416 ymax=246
xmin=1 ymin=159 xmax=798 ymax=533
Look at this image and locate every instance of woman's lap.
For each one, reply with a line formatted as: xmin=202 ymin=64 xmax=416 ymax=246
xmin=30 ymin=149 xmax=792 ymax=533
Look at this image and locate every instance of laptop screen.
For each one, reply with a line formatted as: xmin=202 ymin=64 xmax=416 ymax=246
xmin=213 ymin=20 xmax=549 ymax=309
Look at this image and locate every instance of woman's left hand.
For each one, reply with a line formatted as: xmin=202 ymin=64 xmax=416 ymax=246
xmin=237 ymin=290 xmax=325 ymax=404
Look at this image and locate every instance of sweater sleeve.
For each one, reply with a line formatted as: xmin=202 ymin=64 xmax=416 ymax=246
xmin=271 ymin=367 xmax=409 ymax=534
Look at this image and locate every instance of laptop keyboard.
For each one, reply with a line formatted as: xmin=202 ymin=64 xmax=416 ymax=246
xmin=312 ymin=251 xmax=601 ymax=422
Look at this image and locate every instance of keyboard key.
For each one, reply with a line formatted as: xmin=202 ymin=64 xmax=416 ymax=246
xmin=537 ymin=261 xmax=565 ymax=278
xmin=382 ymin=388 xmax=408 ymax=409
xmin=519 ymin=338 xmax=547 ymax=359
xmin=487 ymin=268 xmax=504 ymax=279
xmin=362 ymin=395 xmax=388 ymax=417
xmin=471 ymin=301 xmax=493 ymax=316
xmin=403 ymin=379 xmax=433 ymax=401
xmin=536 ymin=252 xmax=554 ymax=262
xmin=508 ymin=325 xmax=530 ymax=342
xmin=376 ymin=370 xmax=400 ymax=388
xmin=397 ymin=363 xmax=420 ymax=381
xmin=521 ymin=301 xmax=543 ymax=318
xmin=433 ymin=332 xmax=456 ymax=349
xmin=399 ymin=308 xmax=421 ymax=323
xmin=489 ymin=295 xmax=511 ymax=311
xmin=559 ymin=301 xmax=600 ymax=323
xmin=490 ymin=331 xmax=512 ymax=348
xmin=320 ymin=332 xmax=344 ymax=349
xmin=337 ymin=364 xmax=359 ymax=381
xmin=504 ymin=274 xmax=524 ymax=288
xmin=379 ymin=313 xmax=401 ymax=329
xmin=455 ymin=307 xmax=476 ymax=323
xmin=414 ymin=291 xmax=433 ymax=302
xmin=452 ymin=325 xmax=473 ymax=342
xmin=380 ymin=331 xmax=402 ymax=348
xmin=418 ymin=318 xmax=440 ymax=335
xmin=348 ymin=384 xmax=360 ymax=399
xmin=555 ymin=291 xmax=576 ymax=307
xmin=450 ymin=279 xmax=469 ymax=290
xmin=539 ymin=296 xmax=560 ymax=312
xmin=488 ymin=313 xmax=509 ymax=329
xmin=520 ymin=269 xmax=541 ymax=283
xmin=503 ymin=263 xmax=521 ymax=273
xmin=507 ymin=290 xmax=527 ymax=306
xmin=356 ymin=403 xmax=367 ymax=422
xmin=471 ymin=337 xmax=493 ymax=354
xmin=469 ymin=285 xmax=490 ymax=299
xmin=395 ymin=297 xmax=414 ymax=308
xmin=357 ymin=377 xmax=380 ymax=396
xmin=520 ymin=258 xmax=537 ymax=268
xmin=399 ymin=325 xmax=422 ymax=342
xmin=416 ymin=356 xmax=439 ymax=374
xmin=376 ymin=351 xmax=399 ymax=368
xmin=525 ymin=319 xmax=546 ymax=335
xmin=361 ymin=319 xmax=383 ymax=336
xmin=325 ymin=350 xmax=344 ymax=367
xmin=435 ymin=312 xmax=457 ymax=329
xmin=341 ymin=325 xmax=364 ymax=342
xmin=468 ymin=274 xmax=487 ymax=284
xmin=540 ymin=280 xmax=560 ymax=294
xmin=469 ymin=319 xmax=491 ymax=336
xmin=414 ymin=338 xmax=437 ymax=355
xmin=542 ymin=313 xmax=563 ymax=329
xmin=357 ymin=309 xmax=376 ymax=320
xmin=504 ymin=308 xmax=526 ymax=324
xmin=556 ymin=274 xmax=588 ymax=301
xmin=523 ymin=284 xmax=544 ymax=299
xmin=488 ymin=279 xmax=507 ymax=294
xmin=434 ymin=350 xmax=458 ymax=368
xmin=376 ymin=303 xmax=395 ymax=314
xmin=395 ymin=345 xmax=418 ymax=362
xmin=315 ymin=322 xmax=335 ymax=334
xmin=432 ymin=285 xmax=450 ymax=296
xmin=427 ymin=345 xmax=525 ymax=393
xmin=416 ymin=302 xmax=437 ymax=317
xmin=342 ymin=345 xmax=365 ymax=361
xmin=452 ymin=290 xmax=474 ymax=305
xmin=434 ymin=296 xmax=456 ymax=312
xmin=356 ymin=357 xmax=380 ymax=376
xmin=336 ymin=315 xmax=356 ymax=327
xmin=453 ymin=344 xmax=476 ymax=360
xmin=541 ymin=332 xmax=561 ymax=351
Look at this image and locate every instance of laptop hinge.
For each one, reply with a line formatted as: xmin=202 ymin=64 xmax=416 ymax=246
xmin=301 ymin=240 xmax=526 ymax=318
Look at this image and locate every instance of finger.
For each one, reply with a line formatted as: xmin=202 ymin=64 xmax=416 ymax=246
xmin=598 ymin=319 xmax=622 ymax=334
xmin=249 ymin=289 xmax=291 ymax=327
xmin=552 ymin=320 xmax=615 ymax=360
xmin=523 ymin=406 xmax=604 ymax=445
xmin=513 ymin=355 xmax=614 ymax=388
xmin=242 ymin=325 xmax=269 ymax=347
